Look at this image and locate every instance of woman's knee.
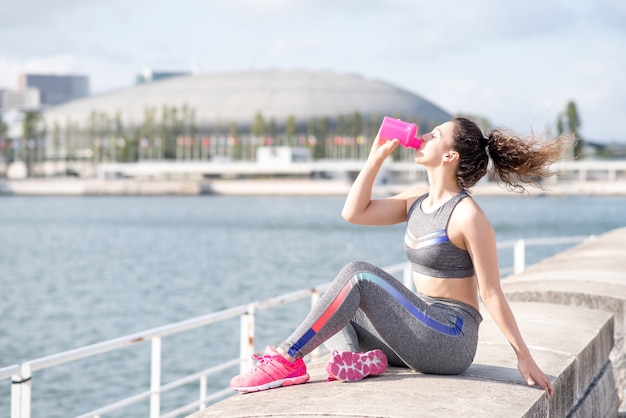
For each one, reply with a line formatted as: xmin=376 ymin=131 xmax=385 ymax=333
xmin=339 ymin=261 xmax=378 ymax=277
xmin=329 ymin=261 xmax=374 ymax=288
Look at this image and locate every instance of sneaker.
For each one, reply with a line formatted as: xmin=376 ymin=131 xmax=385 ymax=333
xmin=230 ymin=346 xmax=310 ymax=393
xmin=325 ymin=349 xmax=387 ymax=382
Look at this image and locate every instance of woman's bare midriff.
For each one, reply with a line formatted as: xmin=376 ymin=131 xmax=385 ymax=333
xmin=413 ymin=272 xmax=480 ymax=311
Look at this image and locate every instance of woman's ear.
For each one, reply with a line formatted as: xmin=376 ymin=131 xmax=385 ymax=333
xmin=444 ymin=151 xmax=459 ymax=162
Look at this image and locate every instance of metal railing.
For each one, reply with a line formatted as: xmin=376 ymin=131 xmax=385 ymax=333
xmin=2 ymin=235 xmax=591 ymax=418
xmin=95 ymin=159 xmax=626 ymax=182
xmin=497 ymin=235 xmax=592 ymax=276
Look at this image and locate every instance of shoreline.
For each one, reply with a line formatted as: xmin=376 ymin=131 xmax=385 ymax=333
xmin=1 ymin=178 xmax=626 ymax=197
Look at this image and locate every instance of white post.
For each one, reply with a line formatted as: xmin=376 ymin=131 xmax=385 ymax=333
xmin=199 ymin=375 xmax=207 ymax=410
xmin=514 ymin=239 xmax=526 ymax=274
xmin=150 ymin=337 xmax=162 ymax=418
xmin=403 ymin=263 xmax=414 ymax=291
xmin=11 ymin=364 xmax=31 ymax=418
xmin=240 ymin=304 xmax=256 ymax=374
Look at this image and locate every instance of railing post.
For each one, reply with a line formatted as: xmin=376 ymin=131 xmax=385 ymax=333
xmin=199 ymin=375 xmax=207 ymax=411
xmin=514 ymin=239 xmax=526 ymax=274
xmin=11 ymin=364 xmax=31 ymax=418
xmin=402 ymin=263 xmax=414 ymax=291
xmin=240 ymin=304 xmax=256 ymax=374
xmin=150 ymin=337 xmax=162 ymax=418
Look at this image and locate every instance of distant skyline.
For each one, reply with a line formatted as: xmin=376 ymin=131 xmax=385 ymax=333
xmin=1 ymin=0 xmax=624 ymax=142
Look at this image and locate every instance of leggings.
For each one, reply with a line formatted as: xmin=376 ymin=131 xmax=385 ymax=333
xmin=277 ymin=261 xmax=482 ymax=375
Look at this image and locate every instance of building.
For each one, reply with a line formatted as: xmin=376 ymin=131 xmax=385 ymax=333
xmin=43 ymin=69 xmax=451 ymax=133
xmin=257 ymin=146 xmax=312 ymax=165
xmin=19 ymin=74 xmax=89 ymax=107
xmin=39 ymin=70 xmax=452 ymax=164
xmin=136 ymin=68 xmax=190 ymax=84
xmin=0 ymin=88 xmax=40 ymax=112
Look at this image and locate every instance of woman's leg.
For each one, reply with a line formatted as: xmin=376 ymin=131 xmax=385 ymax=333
xmin=278 ymin=261 xmax=481 ymax=374
xmin=324 ymin=309 xmax=407 ymax=367
xmin=231 ymin=260 xmax=481 ymax=392
xmin=323 ymin=320 xmax=360 ymax=353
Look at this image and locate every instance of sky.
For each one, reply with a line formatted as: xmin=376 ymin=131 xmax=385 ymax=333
xmin=1 ymin=0 xmax=625 ymax=143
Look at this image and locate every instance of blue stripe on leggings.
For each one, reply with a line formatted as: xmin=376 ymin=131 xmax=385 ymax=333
xmin=356 ymin=272 xmax=464 ymax=336
xmin=287 ymin=271 xmax=464 ymax=357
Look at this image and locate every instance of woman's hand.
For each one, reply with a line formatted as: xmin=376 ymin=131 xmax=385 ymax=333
xmin=517 ymin=353 xmax=554 ymax=398
xmin=368 ymin=135 xmax=400 ymax=162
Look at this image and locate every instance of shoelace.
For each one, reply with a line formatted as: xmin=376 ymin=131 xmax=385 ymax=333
xmin=250 ymin=353 xmax=274 ymax=372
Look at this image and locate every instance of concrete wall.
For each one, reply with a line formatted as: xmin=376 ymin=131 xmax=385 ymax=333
xmin=503 ymin=226 xmax=626 ymax=415
xmin=192 ymin=228 xmax=626 ymax=417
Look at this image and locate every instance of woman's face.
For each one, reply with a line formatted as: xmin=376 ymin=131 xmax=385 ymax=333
xmin=414 ymin=121 xmax=456 ymax=165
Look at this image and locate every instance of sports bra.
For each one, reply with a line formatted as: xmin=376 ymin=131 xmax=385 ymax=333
xmin=403 ymin=191 xmax=475 ymax=278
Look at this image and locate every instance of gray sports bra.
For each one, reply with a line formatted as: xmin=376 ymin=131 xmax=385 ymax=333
xmin=403 ymin=191 xmax=475 ymax=278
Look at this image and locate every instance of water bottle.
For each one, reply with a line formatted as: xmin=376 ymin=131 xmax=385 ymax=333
xmin=378 ymin=117 xmax=422 ymax=149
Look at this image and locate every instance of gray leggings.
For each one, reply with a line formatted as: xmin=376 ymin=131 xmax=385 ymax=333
xmin=277 ymin=261 xmax=482 ymax=375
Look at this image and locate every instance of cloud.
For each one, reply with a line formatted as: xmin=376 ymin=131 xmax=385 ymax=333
xmin=0 ymin=0 xmax=624 ymax=140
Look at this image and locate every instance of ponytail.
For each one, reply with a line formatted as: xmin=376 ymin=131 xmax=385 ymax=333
xmin=485 ymin=128 xmax=570 ymax=193
xmin=452 ymin=117 xmax=572 ymax=193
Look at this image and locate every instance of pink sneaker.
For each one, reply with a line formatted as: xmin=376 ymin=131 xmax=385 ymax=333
xmin=326 ymin=349 xmax=387 ymax=382
xmin=230 ymin=346 xmax=310 ymax=393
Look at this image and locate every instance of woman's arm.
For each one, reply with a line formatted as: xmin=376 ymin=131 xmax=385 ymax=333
xmin=459 ymin=200 xmax=554 ymax=398
xmin=342 ymin=136 xmax=426 ymax=225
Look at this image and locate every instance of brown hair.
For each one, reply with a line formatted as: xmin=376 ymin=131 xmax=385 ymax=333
xmin=451 ymin=117 xmax=572 ymax=193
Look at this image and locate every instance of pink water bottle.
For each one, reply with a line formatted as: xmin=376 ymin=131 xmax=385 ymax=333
xmin=378 ymin=117 xmax=422 ymax=149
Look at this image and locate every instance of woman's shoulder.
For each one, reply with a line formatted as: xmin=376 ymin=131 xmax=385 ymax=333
xmin=399 ymin=186 xmax=429 ymax=214
xmin=454 ymin=192 xmax=488 ymax=223
xmin=390 ymin=185 xmax=427 ymax=202
xmin=394 ymin=185 xmax=428 ymax=199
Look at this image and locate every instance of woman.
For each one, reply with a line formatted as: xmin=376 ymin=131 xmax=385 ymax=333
xmin=230 ymin=117 xmax=568 ymax=397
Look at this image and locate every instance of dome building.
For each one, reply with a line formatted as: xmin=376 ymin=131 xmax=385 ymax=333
xmin=41 ymin=70 xmax=452 ymax=164
xmin=44 ymin=69 xmax=450 ymax=131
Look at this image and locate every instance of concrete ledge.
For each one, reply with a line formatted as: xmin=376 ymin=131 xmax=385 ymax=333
xmin=3 ymin=178 xmax=626 ymax=196
xmin=502 ymin=227 xmax=626 ymax=399
xmin=0 ymin=178 xmax=203 ymax=195
xmin=191 ymin=301 xmax=616 ymax=418
xmin=190 ymin=227 xmax=626 ymax=417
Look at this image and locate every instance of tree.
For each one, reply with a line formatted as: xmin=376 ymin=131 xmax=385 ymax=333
xmin=22 ymin=111 xmax=42 ymax=176
xmin=23 ymin=112 xmax=41 ymax=145
xmin=251 ymin=111 xmax=266 ymax=137
xmin=0 ymin=114 xmax=9 ymax=168
xmin=307 ymin=116 xmax=329 ymax=159
xmin=556 ymin=116 xmax=564 ymax=137
xmin=566 ymin=101 xmax=581 ymax=137
xmin=557 ymin=100 xmax=583 ymax=159
xmin=52 ymin=121 xmax=61 ymax=173
xmin=140 ymin=107 xmax=157 ymax=160
xmin=0 ymin=114 xmax=7 ymax=140
xmin=348 ymin=112 xmax=363 ymax=138
xmin=285 ymin=116 xmax=297 ymax=146
xmin=114 ymin=111 xmax=126 ymax=162
xmin=268 ymin=118 xmax=277 ymax=143
xmin=159 ymin=106 xmax=178 ymax=159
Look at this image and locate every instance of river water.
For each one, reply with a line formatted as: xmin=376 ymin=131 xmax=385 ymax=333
xmin=1 ymin=194 xmax=624 ymax=417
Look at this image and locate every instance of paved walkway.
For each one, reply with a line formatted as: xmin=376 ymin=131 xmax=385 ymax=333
xmin=190 ymin=227 xmax=626 ymax=417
